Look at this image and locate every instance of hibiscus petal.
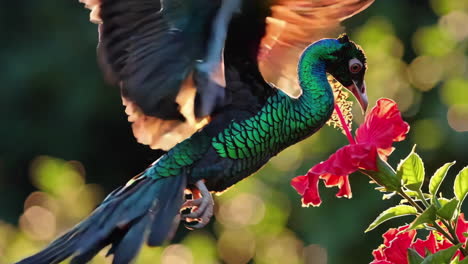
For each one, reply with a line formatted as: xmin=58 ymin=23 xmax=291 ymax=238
xmin=356 ymin=98 xmax=409 ymax=151
xmin=382 ymin=226 xmax=410 ymax=247
xmin=291 ymin=175 xmax=309 ymax=195
xmin=291 ymin=173 xmax=322 ymax=207
xmin=296 ymin=143 xmax=377 ymax=205
xmin=456 ymin=213 xmax=468 ymax=244
xmin=372 ymin=247 xmax=386 ymax=261
xmin=312 ymin=144 xmax=376 ymax=176
xmin=321 ymin=173 xmax=344 ymax=187
xmin=370 ymin=261 xmax=393 ymax=264
xmin=412 ymin=231 xmax=437 ymax=257
xmin=383 ymin=228 xmax=416 ymax=264
xmin=336 ymin=175 xmax=352 ymax=198
xmin=302 ymin=173 xmax=322 ymax=206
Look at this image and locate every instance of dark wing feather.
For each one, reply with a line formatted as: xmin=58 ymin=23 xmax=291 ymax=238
xmin=80 ymin=0 xmax=224 ymax=150
xmin=80 ymin=0 xmax=374 ymax=150
xmin=97 ymin=0 xmax=220 ymax=119
xmin=222 ymin=0 xmax=277 ymax=112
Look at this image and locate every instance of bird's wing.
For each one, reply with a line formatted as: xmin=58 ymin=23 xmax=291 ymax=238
xmin=258 ymin=0 xmax=375 ymax=97
xmin=80 ymin=0 xmax=374 ymax=150
xmin=80 ymin=0 xmax=225 ymax=150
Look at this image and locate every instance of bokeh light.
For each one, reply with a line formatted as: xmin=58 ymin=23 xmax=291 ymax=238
xmin=182 ymin=232 xmax=218 ymax=264
xmin=441 ymin=78 xmax=468 ymax=106
xmin=303 ymin=244 xmax=328 ymax=264
xmin=430 ymin=0 xmax=468 ymax=16
xmin=218 ymin=229 xmax=256 ymax=264
xmin=217 ymin=193 xmax=266 ymax=228
xmin=254 ymin=231 xmax=303 ymax=264
xmin=30 ymin=156 xmax=85 ymax=196
xmin=161 ymin=244 xmax=193 ymax=264
xmin=411 ymin=119 xmax=444 ymax=150
xmin=19 ymin=206 xmax=56 ymax=241
xmin=447 ymin=105 xmax=468 ymax=132
xmin=269 ymin=144 xmax=304 ymax=172
xmin=439 ymin=11 xmax=468 ymax=41
xmin=413 ymin=26 xmax=456 ymax=57
xmin=408 ymin=56 xmax=443 ymax=91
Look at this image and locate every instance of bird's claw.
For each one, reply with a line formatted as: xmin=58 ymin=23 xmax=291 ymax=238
xmin=182 ymin=180 xmax=214 ymax=229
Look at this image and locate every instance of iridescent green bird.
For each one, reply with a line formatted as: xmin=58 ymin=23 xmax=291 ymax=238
xmin=18 ymin=0 xmax=373 ymax=263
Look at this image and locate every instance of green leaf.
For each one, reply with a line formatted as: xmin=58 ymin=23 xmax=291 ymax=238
xmin=438 ymin=198 xmax=451 ymax=206
xmin=429 ymin=162 xmax=455 ymax=195
xmin=405 ymin=191 xmax=420 ymax=198
xmin=436 ymin=198 xmax=459 ymax=220
xmin=459 ymin=256 xmax=468 ymax=264
xmin=454 ymin=166 xmax=468 ymax=208
xmin=398 ymin=147 xmax=425 ymax=191
xmin=432 ymin=196 xmax=442 ymax=209
xmin=366 ymin=205 xmax=418 ymax=232
xmin=406 ymin=191 xmax=432 ymax=200
xmin=408 ymin=248 xmax=424 ymax=264
xmin=451 ymin=256 xmax=460 ymax=264
xmin=410 ymin=205 xmax=437 ymax=229
xmin=366 ymin=156 xmax=402 ymax=192
xmin=421 ymin=244 xmax=461 ymax=264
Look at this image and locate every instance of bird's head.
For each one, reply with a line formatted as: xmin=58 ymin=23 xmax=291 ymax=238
xmin=326 ymin=34 xmax=368 ymax=112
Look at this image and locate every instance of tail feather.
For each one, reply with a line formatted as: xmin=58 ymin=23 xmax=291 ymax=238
xmin=16 ymin=174 xmax=186 ymax=264
xmin=70 ymin=237 xmax=110 ymax=264
xmin=112 ymin=215 xmax=151 ymax=264
xmin=148 ymin=176 xmax=185 ymax=246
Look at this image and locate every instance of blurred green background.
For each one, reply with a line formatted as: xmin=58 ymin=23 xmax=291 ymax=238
xmin=1 ymin=0 xmax=468 ymax=263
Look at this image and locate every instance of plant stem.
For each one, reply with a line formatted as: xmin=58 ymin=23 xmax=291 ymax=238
xmin=440 ymin=219 xmax=468 ymax=257
xmin=417 ymin=190 xmax=430 ymax=208
xmin=433 ymin=220 xmax=467 ymax=257
xmin=400 ymin=189 xmax=467 ymax=256
xmin=432 ymin=221 xmax=458 ymax=245
xmin=398 ymin=189 xmax=424 ymax=213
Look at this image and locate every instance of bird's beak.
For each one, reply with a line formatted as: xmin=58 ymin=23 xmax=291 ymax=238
xmin=348 ymin=80 xmax=368 ymax=114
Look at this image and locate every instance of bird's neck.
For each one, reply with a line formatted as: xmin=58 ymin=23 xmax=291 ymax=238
xmin=297 ymin=51 xmax=332 ymax=101
xmin=291 ymin=41 xmax=337 ymax=129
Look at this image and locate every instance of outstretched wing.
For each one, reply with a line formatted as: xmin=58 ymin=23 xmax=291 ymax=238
xmin=80 ymin=0 xmax=224 ymax=150
xmin=80 ymin=0 xmax=374 ymax=150
xmin=258 ymin=0 xmax=375 ymax=97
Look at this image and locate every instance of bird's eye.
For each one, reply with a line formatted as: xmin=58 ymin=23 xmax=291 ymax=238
xmin=349 ymin=63 xmax=362 ymax=73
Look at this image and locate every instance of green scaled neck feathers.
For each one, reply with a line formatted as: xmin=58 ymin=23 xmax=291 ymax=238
xmin=293 ymin=38 xmax=348 ymax=123
xmin=211 ymin=36 xmax=367 ymax=160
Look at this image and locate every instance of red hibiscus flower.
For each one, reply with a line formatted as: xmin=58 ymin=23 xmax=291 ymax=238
xmin=371 ymin=214 xmax=468 ymax=263
xmin=291 ymin=98 xmax=409 ymax=206
xmin=371 ymin=225 xmax=417 ymax=264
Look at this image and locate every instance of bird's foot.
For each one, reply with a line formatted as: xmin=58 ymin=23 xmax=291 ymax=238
xmin=182 ymin=180 xmax=214 ymax=229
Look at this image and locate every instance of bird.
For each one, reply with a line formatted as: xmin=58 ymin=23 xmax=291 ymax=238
xmin=17 ymin=0 xmax=374 ymax=263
